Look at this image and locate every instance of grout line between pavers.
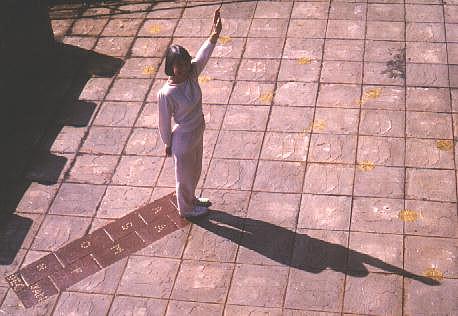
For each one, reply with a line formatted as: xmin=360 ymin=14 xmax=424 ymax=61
xmin=341 ymin=0 xmax=370 ymax=314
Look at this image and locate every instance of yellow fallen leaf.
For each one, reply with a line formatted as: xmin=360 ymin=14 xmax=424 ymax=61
xmin=149 ymin=24 xmax=161 ymax=34
xmin=423 ymin=267 xmax=444 ymax=281
xmin=436 ymin=140 xmax=453 ymax=151
xmin=398 ymin=209 xmax=419 ymax=222
xmin=219 ymin=35 xmax=232 ymax=45
xmin=259 ymin=92 xmax=274 ymax=103
xmin=298 ymin=57 xmax=312 ymax=65
xmin=358 ymin=160 xmax=375 ymax=171
xmin=142 ymin=65 xmax=157 ymax=76
xmin=312 ymin=120 xmax=326 ymax=132
xmin=359 ymin=88 xmax=382 ymax=106
xmin=198 ymin=75 xmax=211 ymax=84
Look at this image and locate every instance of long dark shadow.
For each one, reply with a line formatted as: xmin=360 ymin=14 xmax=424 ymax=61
xmin=191 ymin=210 xmax=440 ymax=286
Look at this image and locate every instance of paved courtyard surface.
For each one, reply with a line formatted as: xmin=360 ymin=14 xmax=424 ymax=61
xmin=1 ymin=0 xmax=458 ymax=314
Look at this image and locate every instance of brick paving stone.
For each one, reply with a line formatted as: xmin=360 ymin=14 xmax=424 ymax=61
xmin=278 ymin=60 xmax=321 ymax=83
xmin=0 ymin=288 xmax=58 ymax=316
xmin=131 ymin=37 xmax=171 ymax=57
xmin=314 ymin=108 xmax=360 ymax=134
xmin=204 ymin=159 xmax=257 ymax=190
xmin=53 ymin=292 xmax=112 ymax=315
xmin=94 ymin=102 xmax=142 ymax=127
xmin=405 ymin=235 xmax=458 ymax=278
xmin=365 ymin=40 xmax=405 ymax=63
xmin=360 ymin=109 xmax=405 ymax=137
xmin=309 ymin=134 xmax=357 ymax=164
xmin=330 ymin=3 xmax=366 ymax=20
xmin=117 ymin=256 xmax=180 ymax=298
xmin=274 ymin=82 xmax=318 ymax=107
xmin=102 ymin=19 xmax=143 ymax=37
xmin=111 ymin=156 xmax=163 ymax=186
xmin=298 ymin=195 xmax=351 ymax=230
xmin=291 ymin=229 xmax=349 ymax=272
xmin=227 ymin=264 xmax=288 ymax=307
xmin=106 ymin=78 xmax=151 ymax=102
xmin=406 ymin=138 xmax=454 ymax=169
xmin=94 ymin=37 xmax=134 ymax=57
xmin=261 ymin=132 xmax=309 ymax=161
xmin=201 ymin=58 xmax=239 ymax=81
xmin=214 ymin=131 xmax=263 ymax=159
xmin=406 ymin=64 xmax=449 ymax=87
xmin=406 ymin=4 xmax=444 ymax=22
xmin=171 ymin=260 xmax=233 ymax=303
xmin=248 ymin=192 xmax=301 ymax=228
xmin=284 ymin=269 xmax=345 ymax=312
xmin=404 ymin=200 xmax=458 ymax=238
xmin=125 ymin=128 xmax=164 ymax=156
xmin=71 ymin=18 xmax=108 ymax=36
xmin=97 ymin=185 xmax=152 ymax=218
xmin=288 ymin=20 xmax=327 ymax=40
xmin=237 ymin=59 xmax=280 ymax=81
xmin=108 ymin=296 xmax=167 ymax=316
xmin=406 ymin=87 xmax=451 ymax=112
xmin=407 ymin=42 xmax=447 ymax=64
xmin=321 ymin=61 xmax=362 ymax=84
xmin=316 ymin=84 xmax=361 ymax=109
xmin=136 ymin=103 xmax=158 ymax=128
xmin=15 ymin=183 xmax=59 ymax=214
xmin=324 ymin=39 xmax=364 ymax=62
xmin=351 ymin=197 xmax=404 ymax=234
xmin=406 ymin=22 xmax=445 ymax=42
xmin=282 ymin=38 xmax=324 ymax=60
xmin=250 ymin=19 xmax=289 ymax=38
xmin=404 ymin=278 xmax=458 ymax=315
xmin=79 ymin=78 xmax=113 ymax=100
xmin=222 ymin=105 xmax=269 ymax=131
xmin=367 ymin=21 xmax=405 ymax=41
xmin=357 ymin=136 xmax=405 ymax=167
xmin=367 ymin=4 xmax=405 ymax=21
xmin=225 ymin=305 xmax=282 ymax=315
xmin=291 ymin=2 xmax=329 ymax=19
xmin=166 ymin=301 xmax=223 ymax=316
xmin=267 ymin=106 xmax=314 ymax=133
xmin=326 ymin=20 xmax=365 ymax=40
xmin=303 ymin=163 xmax=355 ymax=196
xmin=244 ymin=38 xmax=285 ymax=59
xmin=406 ymin=168 xmax=456 ymax=202
xmin=49 ymin=183 xmax=105 ymax=217
xmin=254 ymin=161 xmax=305 ymax=193
xmin=31 ymin=215 xmax=91 ymax=252
xmin=343 ymin=273 xmax=402 ymax=315
xmin=406 ymin=111 xmax=452 ymax=139
xmin=354 ymin=166 xmax=404 ymax=198
xmin=202 ymin=104 xmax=226 ymax=130
xmin=81 ymin=127 xmax=130 ymax=155
xmin=68 ymin=154 xmax=119 ymax=184
xmin=348 ymin=232 xmax=403 ymax=273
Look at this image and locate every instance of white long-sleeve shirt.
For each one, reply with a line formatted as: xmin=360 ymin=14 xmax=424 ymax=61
xmin=157 ymin=39 xmax=216 ymax=147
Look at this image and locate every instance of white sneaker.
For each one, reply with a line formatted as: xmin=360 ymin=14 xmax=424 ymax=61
xmin=181 ymin=205 xmax=209 ymax=218
xmin=195 ymin=197 xmax=212 ymax=207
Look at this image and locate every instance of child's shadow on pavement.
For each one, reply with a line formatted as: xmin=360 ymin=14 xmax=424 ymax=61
xmin=190 ymin=210 xmax=439 ymax=286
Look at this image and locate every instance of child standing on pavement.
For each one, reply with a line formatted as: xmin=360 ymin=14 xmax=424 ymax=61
xmin=157 ymin=9 xmax=222 ymax=218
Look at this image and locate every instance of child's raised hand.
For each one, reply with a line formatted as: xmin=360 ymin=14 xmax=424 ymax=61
xmin=213 ymin=8 xmax=222 ymax=34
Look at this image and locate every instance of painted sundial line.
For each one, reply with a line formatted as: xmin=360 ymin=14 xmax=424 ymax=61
xmin=5 ymin=192 xmax=188 ymax=309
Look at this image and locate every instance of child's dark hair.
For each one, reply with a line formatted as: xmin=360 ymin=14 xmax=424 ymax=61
xmin=165 ymin=44 xmax=191 ymax=76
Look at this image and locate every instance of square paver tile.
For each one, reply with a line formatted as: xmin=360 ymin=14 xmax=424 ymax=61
xmin=268 ymin=106 xmax=314 ymax=133
xmin=106 ymin=79 xmax=151 ymax=101
xmin=219 ymin=18 xmax=251 ymax=37
xmin=201 ymin=58 xmax=240 ymax=81
xmin=364 ymin=62 xmax=405 ymax=86
xmin=213 ymin=37 xmax=246 ymax=59
xmin=406 ymin=64 xmax=449 ymax=87
xmin=0 ymin=213 xmax=43 ymax=255
xmin=448 ymin=43 xmax=458 ymax=64
xmin=112 ymin=156 xmax=163 ymax=186
xmin=320 ymin=61 xmax=362 ymax=84
xmin=274 ymin=82 xmax=318 ymax=107
xmin=213 ymin=131 xmax=263 ymax=159
xmin=330 ymin=2 xmax=366 ymax=20
xmin=406 ymin=4 xmax=444 ymax=22
xmin=31 ymin=215 xmax=91 ymax=251
xmin=79 ymin=78 xmax=113 ymax=100
xmin=41 ymin=126 xmax=87 ymax=154
xmin=94 ymin=101 xmax=142 ymax=126
xmin=357 ymin=136 xmax=405 ymax=167
xmin=285 ymin=269 xmax=345 ymax=312
xmin=97 ymin=185 xmax=152 ymax=218
xmin=343 ymin=273 xmax=402 ymax=315
xmin=261 ymin=132 xmax=309 ymax=161
xmin=68 ymin=154 xmax=119 ymax=184
xmin=367 ymin=3 xmax=404 ymax=21
xmin=254 ymin=161 xmax=305 ymax=193
xmin=365 ymin=41 xmax=405 ymax=63
xmin=49 ymin=183 xmax=105 ymax=217
xmin=223 ymin=105 xmax=269 ymax=131
xmin=406 ymin=22 xmax=445 ymax=42
xmin=118 ymin=58 xmax=161 ymax=79
xmin=303 ymin=163 xmax=355 ymax=196
xmin=171 ymin=260 xmax=233 ymax=303
xmin=324 ymin=39 xmax=364 ymax=61
xmin=118 ymin=256 xmax=180 ymax=298
xmin=405 ymin=200 xmax=458 ymax=238
xmin=406 ymin=112 xmax=452 ymax=139
xmin=291 ymin=2 xmax=329 ymax=19
xmin=316 ymin=84 xmax=361 ymax=109
xmin=15 ymin=182 xmax=59 ymax=214
xmin=405 ymin=235 xmax=458 ymax=278
xmin=174 ymin=19 xmax=212 ymax=37
xmin=81 ymin=127 xmax=131 ymax=155
xmin=406 ymin=87 xmax=450 ymax=112
xmin=249 ymin=19 xmax=289 ymax=37
xmin=367 ymin=21 xmax=405 ymax=41
xmin=313 ymin=108 xmax=360 ymax=134
xmin=204 ymin=159 xmax=257 ymax=190
xmin=406 ymin=168 xmax=456 ymax=202
xmin=359 ymin=109 xmax=405 ymax=137
xmin=298 ymin=194 xmax=351 ymax=230
xmin=125 ymin=128 xmax=164 ymax=156
xmin=406 ymin=138 xmax=454 ymax=169
xmin=354 ymin=166 xmax=404 ymax=198
xmin=203 ymin=104 xmax=226 ymax=130
xmin=351 ymin=197 xmax=404 ymax=234
xmin=348 ymin=232 xmax=403 ymax=273
xmin=326 ymin=20 xmax=365 ymax=39
xmin=244 ymin=38 xmax=285 ymax=59
xmin=108 ymin=296 xmax=167 ymax=316
xmin=71 ymin=18 xmax=108 ymax=36
xmin=309 ymin=134 xmax=357 ymax=164
xmin=283 ymin=38 xmax=324 ymax=60
xmin=278 ymin=59 xmax=321 ymax=82
xmin=131 ymin=37 xmax=171 ymax=57
xmin=94 ymin=37 xmax=133 ymax=57
xmin=137 ymin=225 xmax=190 ymax=259
xmin=248 ymin=192 xmax=301 ymax=228
xmin=227 ymin=264 xmax=288 ymax=307
xmin=407 ymin=42 xmax=447 ymax=64
xmin=254 ymin=1 xmax=292 ymax=18
xmin=225 ymin=305 xmax=282 ymax=315
xmin=201 ymin=80 xmax=233 ymax=104
xmin=287 ymin=19 xmax=327 ymax=38
xmin=237 ymin=59 xmax=280 ymax=81
xmin=102 ymin=18 xmax=143 ymax=36
xmin=139 ymin=19 xmax=177 ymax=37
xmin=54 ymin=292 xmax=111 ymax=315
xmin=166 ymin=301 xmax=223 ymax=316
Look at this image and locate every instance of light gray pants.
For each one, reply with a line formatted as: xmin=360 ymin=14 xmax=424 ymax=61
xmin=171 ymin=123 xmax=204 ymax=215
